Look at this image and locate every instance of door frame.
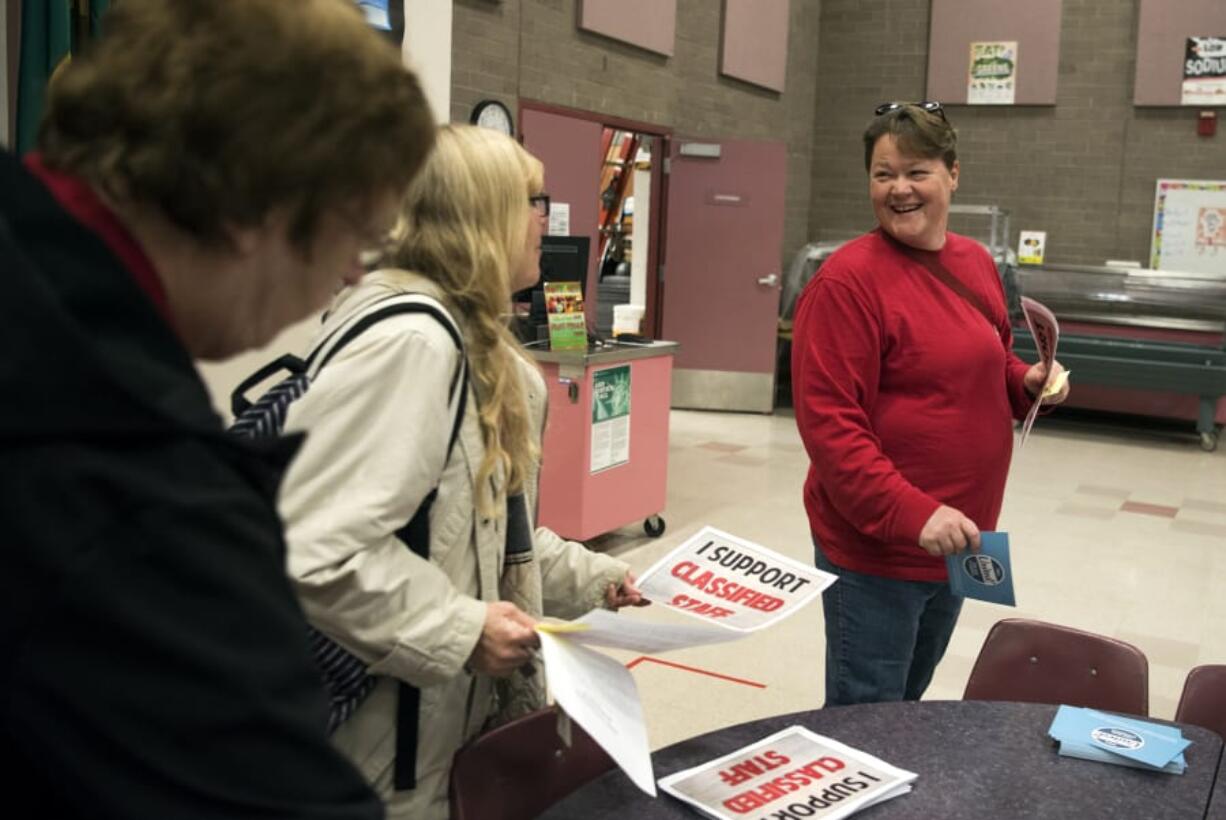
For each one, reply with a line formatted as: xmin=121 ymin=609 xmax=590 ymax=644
xmin=518 ymin=100 xmax=672 ymax=338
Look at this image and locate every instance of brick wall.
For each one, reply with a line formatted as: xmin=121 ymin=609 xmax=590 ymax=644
xmin=809 ymin=0 xmax=1225 ymax=267
xmin=451 ymin=0 xmax=823 ymax=263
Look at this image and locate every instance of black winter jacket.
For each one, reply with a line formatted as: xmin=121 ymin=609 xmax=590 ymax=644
xmin=0 ymin=151 xmax=383 ymax=819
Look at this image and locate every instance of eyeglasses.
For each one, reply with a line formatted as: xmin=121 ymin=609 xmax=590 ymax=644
xmin=529 ymin=193 xmax=551 ymax=217
xmin=874 ymin=101 xmax=947 ymax=121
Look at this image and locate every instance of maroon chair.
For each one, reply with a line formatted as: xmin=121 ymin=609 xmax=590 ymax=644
xmin=449 ymin=707 xmax=614 ymax=820
xmin=963 ymin=618 xmax=1149 ymax=716
xmin=1175 ymin=664 xmax=1226 ymax=740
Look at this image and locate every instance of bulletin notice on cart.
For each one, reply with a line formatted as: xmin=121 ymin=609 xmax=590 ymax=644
xmin=591 ymin=364 xmax=631 ymax=473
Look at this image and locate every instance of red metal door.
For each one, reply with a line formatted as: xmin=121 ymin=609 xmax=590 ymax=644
xmin=661 ymin=139 xmax=787 ymax=412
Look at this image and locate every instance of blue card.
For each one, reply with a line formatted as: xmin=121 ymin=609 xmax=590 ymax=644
xmin=1048 ymin=705 xmax=1191 ymax=771
xmin=944 ymin=531 xmax=1016 ymax=606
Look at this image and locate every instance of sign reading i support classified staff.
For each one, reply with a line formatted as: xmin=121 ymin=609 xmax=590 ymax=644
xmin=635 ymin=526 xmax=835 ymax=632
xmin=659 ymin=726 xmax=917 ymax=819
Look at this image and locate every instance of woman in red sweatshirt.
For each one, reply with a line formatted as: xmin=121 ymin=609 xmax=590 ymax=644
xmin=792 ymin=102 xmax=1068 ymax=706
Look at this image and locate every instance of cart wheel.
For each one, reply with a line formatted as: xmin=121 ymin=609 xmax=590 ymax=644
xmin=644 ymin=516 xmax=666 ymax=538
xmin=1200 ymin=431 xmax=1218 ymax=453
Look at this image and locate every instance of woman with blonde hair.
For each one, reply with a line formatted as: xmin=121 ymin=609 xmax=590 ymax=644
xmin=276 ymin=124 xmax=645 ymax=819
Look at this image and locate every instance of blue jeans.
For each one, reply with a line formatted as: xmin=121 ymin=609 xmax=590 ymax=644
xmin=814 ymin=542 xmax=963 ymax=706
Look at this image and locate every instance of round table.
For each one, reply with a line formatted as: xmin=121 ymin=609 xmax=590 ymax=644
xmin=1207 ymin=745 xmax=1226 ymax=820
xmin=539 ymin=701 xmax=1225 ymax=819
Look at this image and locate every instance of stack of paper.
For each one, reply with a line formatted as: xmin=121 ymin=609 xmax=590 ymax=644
xmin=658 ymin=726 xmax=916 ymax=820
xmin=1048 ymin=705 xmax=1192 ymax=774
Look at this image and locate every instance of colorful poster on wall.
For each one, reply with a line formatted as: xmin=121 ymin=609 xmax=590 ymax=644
xmin=1018 ymin=230 xmax=1047 ymax=265
xmin=1182 ymin=37 xmax=1226 ymax=106
xmin=591 ymin=365 xmax=630 ymax=472
xmin=967 ymin=41 xmax=1018 ymax=104
xmin=1151 ymin=179 xmax=1226 ymax=274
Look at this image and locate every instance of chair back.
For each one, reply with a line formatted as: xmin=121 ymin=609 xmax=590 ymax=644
xmin=1175 ymin=664 xmax=1226 ymax=740
xmin=963 ymin=618 xmax=1148 ymax=715
xmin=450 ymin=707 xmax=614 ymax=820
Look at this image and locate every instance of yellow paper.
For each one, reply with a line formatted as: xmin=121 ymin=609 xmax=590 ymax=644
xmin=535 ymin=622 xmax=590 ymax=635
xmin=1042 ymin=369 xmax=1070 ymax=398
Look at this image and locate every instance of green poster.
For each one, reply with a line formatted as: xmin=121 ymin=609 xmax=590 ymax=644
xmin=591 ymin=365 xmax=630 ymax=472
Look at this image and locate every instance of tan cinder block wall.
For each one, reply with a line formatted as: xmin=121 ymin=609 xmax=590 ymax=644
xmin=809 ymin=0 xmax=1226 ymax=267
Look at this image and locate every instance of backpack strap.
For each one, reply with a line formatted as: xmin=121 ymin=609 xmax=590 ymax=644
xmin=386 ymin=330 xmax=467 ymax=791
xmin=311 ymin=292 xmax=469 ymax=794
xmin=229 ymin=354 xmax=307 ymax=418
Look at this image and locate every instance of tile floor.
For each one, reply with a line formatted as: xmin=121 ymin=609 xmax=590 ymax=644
xmin=582 ymin=408 xmax=1226 ymax=751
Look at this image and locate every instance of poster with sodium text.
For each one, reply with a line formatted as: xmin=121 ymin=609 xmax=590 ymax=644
xmin=1182 ymin=37 xmax=1226 ymax=106
xmin=967 ymin=41 xmax=1017 ymax=104
xmin=658 ymin=725 xmax=917 ymax=820
xmin=635 ymin=526 xmax=835 ymax=632
xmin=590 ymin=364 xmax=630 ymax=472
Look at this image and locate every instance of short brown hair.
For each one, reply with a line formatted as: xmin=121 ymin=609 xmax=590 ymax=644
xmin=863 ymin=105 xmax=957 ymax=171
xmin=39 ymin=0 xmax=435 ymax=250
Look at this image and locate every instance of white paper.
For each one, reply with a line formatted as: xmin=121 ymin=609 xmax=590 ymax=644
xmin=548 ymin=202 xmax=571 ymax=236
xmin=635 ymin=526 xmax=835 ymax=633
xmin=538 ymin=630 xmax=656 ymax=795
xmin=658 ymin=725 xmax=917 ymax=820
xmin=1019 ymin=296 xmax=1060 ymax=447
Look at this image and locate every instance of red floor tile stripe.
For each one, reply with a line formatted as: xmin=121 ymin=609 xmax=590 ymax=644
xmin=1119 ymin=500 xmax=1179 ymax=518
xmin=625 ymin=655 xmax=767 ymax=689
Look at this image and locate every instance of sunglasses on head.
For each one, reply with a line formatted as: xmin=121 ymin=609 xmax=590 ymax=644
xmin=874 ymin=101 xmax=947 ymax=121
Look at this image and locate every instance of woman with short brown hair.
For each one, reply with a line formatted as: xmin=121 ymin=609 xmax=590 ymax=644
xmin=0 ymin=1 xmax=435 ymax=816
xmin=792 ymin=102 xmax=1068 ymax=707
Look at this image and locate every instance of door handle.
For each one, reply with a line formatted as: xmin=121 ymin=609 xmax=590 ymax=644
xmin=757 ymin=273 xmax=779 ymax=287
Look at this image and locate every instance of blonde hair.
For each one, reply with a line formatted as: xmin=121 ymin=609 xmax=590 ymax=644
xmin=388 ymin=125 xmax=544 ymax=510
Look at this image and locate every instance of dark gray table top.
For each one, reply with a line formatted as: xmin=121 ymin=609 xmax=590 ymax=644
xmin=539 ymin=701 xmax=1224 ymax=819
xmin=1206 ymin=742 xmax=1226 ymax=820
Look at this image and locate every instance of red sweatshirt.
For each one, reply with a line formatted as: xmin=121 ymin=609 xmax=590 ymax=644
xmin=792 ymin=229 xmax=1033 ymax=581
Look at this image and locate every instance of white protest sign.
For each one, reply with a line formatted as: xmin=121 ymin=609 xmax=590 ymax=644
xmin=659 ymin=725 xmax=917 ymax=820
xmin=537 ymin=630 xmax=656 ymax=796
xmin=1019 ymin=296 xmax=1060 ymax=447
xmin=635 ymin=526 xmax=835 ymax=632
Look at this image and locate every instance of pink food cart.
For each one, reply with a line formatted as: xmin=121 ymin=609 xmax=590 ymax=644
xmin=531 ymin=341 xmax=678 ymax=541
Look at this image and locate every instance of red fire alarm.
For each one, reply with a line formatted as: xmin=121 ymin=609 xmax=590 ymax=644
xmin=1199 ymin=110 xmax=1217 ymax=137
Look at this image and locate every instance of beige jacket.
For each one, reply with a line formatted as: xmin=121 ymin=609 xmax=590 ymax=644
xmin=279 ymin=271 xmax=626 ymax=820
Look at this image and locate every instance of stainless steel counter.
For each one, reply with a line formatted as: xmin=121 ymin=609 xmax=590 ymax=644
xmin=525 ymin=340 xmax=679 ymax=368
xmin=1013 ymin=263 xmax=1226 ymax=333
